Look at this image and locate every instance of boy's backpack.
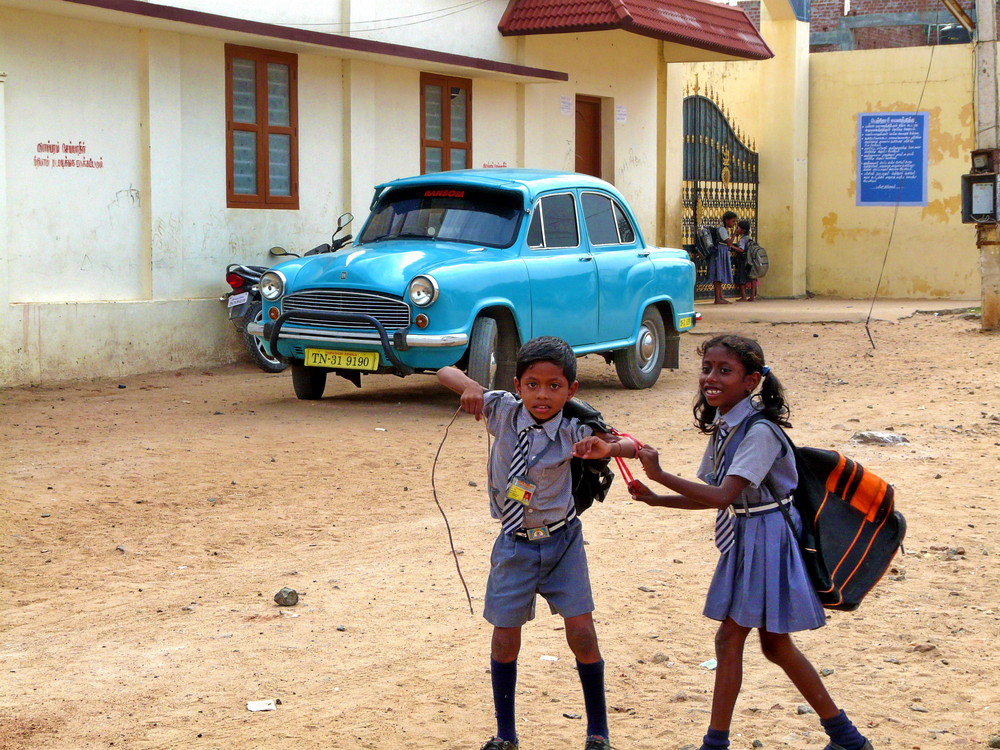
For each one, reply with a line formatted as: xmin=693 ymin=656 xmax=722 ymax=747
xmin=562 ymin=398 xmax=616 ymax=515
xmin=745 ymin=240 xmax=769 ymax=279
xmin=735 ymin=413 xmax=906 ymax=611
xmin=695 ymin=225 xmax=720 ymax=262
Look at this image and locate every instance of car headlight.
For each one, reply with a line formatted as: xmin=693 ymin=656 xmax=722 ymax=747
xmin=408 ymin=275 xmax=439 ymax=307
xmin=259 ymin=271 xmax=285 ymax=301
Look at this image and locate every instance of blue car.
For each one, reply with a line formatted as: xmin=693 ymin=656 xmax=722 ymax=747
xmin=250 ymin=169 xmax=696 ymax=399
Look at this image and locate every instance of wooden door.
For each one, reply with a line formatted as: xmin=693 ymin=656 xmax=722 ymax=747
xmin=575 ymin=96 xmax=601 ymax=178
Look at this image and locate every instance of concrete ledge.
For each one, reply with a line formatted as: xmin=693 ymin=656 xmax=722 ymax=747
xmin=694 ymin=296 xmax=979 ymax=327
xmin=1 ymin=298 xmax=241 ymax=387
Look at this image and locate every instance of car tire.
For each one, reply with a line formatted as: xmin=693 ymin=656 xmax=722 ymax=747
xmin=614 ymin=306 xmax=665 ymax=390
xmin=291 ymin=361 xmax=327 ymax=400
xmin=467 ymin=316 xmax=517 ymax=392
xmin=243 ymin=302 xmax=288 ymax=374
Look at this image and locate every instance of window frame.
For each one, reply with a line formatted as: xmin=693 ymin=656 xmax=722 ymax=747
xmin=225 ymin=44 xmax=299 ymax=210
xmin=420 ymin=73 xmax=472 ymax=174
xmin=526 ymin=192 xmax=581 ymax=250
xmin=581 ymin=191 xmax=637 ymax=246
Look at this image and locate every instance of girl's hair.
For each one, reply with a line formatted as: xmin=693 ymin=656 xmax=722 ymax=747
xmin=737 ymin=219 xmax=751 ymax=233
xmin=693 ymin=334 xmax=791 ymax=434
xmin=722 ymin=211 xmax=738 ymax=223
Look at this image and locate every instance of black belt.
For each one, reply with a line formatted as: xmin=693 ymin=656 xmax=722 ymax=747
xmin=513 ymin=516 xmax=572 ymax=540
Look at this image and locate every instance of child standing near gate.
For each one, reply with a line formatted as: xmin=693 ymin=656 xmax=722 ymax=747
xmin=438 ymin=336 xmax=636 ymax=750
xmin=625 ymin=334 xmax=873 ymax=750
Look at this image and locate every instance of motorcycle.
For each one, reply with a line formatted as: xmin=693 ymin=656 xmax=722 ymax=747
xmin=221 ymin=213 xmax=353 ymax=373
xmin=223 ymin=262 xmax=288 ymax=373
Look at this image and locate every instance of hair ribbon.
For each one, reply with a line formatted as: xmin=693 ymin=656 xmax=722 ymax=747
xmin=761 ymin=365 xmax=771 ymax=376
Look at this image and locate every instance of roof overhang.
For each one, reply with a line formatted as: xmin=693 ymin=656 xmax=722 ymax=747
xmin=498 ymin=0 xmax=774 ymax=61
xmin=0 ymin=0 xmax=569 ymax=83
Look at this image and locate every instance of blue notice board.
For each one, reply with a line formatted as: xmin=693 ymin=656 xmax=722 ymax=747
xmin=856 ymin=112 xmax=929 ymax=206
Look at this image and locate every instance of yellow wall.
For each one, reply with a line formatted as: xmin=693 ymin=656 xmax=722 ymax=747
xmin=686 ymin=43 xmax=979 ymax=300
xmin=809 ymin=45 xmax=977 ymax=298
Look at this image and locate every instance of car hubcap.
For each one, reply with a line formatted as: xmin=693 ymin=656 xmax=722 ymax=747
xmin=637 ymin=324 xmax=657 ymax=371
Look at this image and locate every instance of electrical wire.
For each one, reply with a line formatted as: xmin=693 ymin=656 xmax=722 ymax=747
xmin=280 ymin=0 xmax=492 ymax=33
xmin=864 ymin=12 xmax=945 ymax=348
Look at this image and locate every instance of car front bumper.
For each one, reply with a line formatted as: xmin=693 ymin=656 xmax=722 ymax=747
xmin=247 ymin=312 xmax=468 ymax=375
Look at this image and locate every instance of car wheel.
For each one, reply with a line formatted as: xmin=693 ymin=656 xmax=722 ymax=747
xmin=291 ymin=361 xmax=327 ymax=400
xmin=243 ymin=302 xmax=288 ymax=373
xmin=467 ymin=316 xmax=517 ymax=392
xmin=614 ymin=306 xmax=665 ymax=389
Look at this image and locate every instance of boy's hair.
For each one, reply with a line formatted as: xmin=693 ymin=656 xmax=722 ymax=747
xmin=693 ymin=334 xmax=791 ymax=434
xmin=516 ymin=336 xmax=577 ymax=382
xmin=722 ymin=211 xmax=738 ymax=223
xmin=737 ymin=219 xmax=751 ymax=233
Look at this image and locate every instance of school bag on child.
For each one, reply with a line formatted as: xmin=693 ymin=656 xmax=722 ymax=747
xmin=736 ymin=413 xmax=906 ymax=611
xmin=745 ymin=240 xmax=769 ymax=279
xmin=562 ymin=398 xmax=617 ymax=515
xmin=695 ymin=225 xmax=720 ymax=263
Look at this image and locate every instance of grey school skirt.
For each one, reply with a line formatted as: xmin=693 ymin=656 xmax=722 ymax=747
xmin=703 ymin=504 xmax=826 ymax=633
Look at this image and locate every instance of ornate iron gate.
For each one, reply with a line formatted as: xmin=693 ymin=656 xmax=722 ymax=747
xmin=681 ymin=89 xmax=759 ymax=300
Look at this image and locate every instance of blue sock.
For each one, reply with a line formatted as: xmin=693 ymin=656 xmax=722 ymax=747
xmin=490 ymin=658 xmax=518 ymax=743
xmin=702 ymin=727 xmax=730 ymax=750
xmin=821 ymin=710 xmax=867 ymax=750
xmin=576 ymin=659 xmax=609 ymax=739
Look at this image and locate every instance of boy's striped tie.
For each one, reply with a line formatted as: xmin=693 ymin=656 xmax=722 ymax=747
xmin=501 ymin=424 xmax=540 ymax=536
xmin=713 ymin=423 xmax=736 ymax=554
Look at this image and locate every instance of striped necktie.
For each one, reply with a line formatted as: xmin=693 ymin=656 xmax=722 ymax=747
xmin=501 ymin=424 xmax=541 ymax=536
xmin=713 ymin=423 xmax=736 ymax=554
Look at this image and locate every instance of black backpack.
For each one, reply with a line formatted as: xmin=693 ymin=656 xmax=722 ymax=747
xmin=731 ymin=414 xmax=906 ymax=611
xmin=695 ymin=225 xmax=720 ymax=262
xmin=562 ymin=398 xmax=616 ymax=515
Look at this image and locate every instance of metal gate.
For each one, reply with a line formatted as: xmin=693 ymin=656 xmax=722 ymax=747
xmin=681 ymin=89 xmax=759 ymax=300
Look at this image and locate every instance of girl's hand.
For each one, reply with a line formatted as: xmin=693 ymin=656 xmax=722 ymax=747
xmin=459 ymin=386 xmax=485 ymax=420
xmin=573 ymin=436 xmax=612 ymax=459
xmin=627 ymin=478 xmax=659 ymax=505
xmin=637 ymin=444 xmax=661 ymax=477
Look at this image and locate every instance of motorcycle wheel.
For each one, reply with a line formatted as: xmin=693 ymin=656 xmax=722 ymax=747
xmin=243 ymin=301 xmax=288 ymax=373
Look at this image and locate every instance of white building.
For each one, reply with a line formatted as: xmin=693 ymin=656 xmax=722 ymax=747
xmin=0 ymin=0 xmax=770 ymax=386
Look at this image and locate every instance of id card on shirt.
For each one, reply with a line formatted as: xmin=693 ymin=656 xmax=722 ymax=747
xmin=506 ymin=477 xmax=536 ymax=506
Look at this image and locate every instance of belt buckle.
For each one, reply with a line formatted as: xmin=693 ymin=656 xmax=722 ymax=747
xmin=526 ymin=526 xmax=551 ymax=541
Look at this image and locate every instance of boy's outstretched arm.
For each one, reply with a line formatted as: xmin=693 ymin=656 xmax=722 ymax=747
xmin=573 ymin=434 xmax=637 ymax=459
xmin=437 ymin=366 xmax=486 ymax=420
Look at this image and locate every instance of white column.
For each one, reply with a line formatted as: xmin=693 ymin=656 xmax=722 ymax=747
xmin=0 ymin=72 xmax=8 ymax=313
xmin=976 ymin=0 xmax=1000 ymax=329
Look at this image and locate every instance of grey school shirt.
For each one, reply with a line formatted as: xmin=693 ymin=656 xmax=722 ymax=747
xmin=482 ymin=390 xmax=594 ymax=528
xmin=696 ymin=397 xmax=797 ymax=506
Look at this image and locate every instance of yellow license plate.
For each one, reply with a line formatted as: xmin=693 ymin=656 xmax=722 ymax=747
xmin=304 ymin=349 xmax=380 ymax=371
xmin=678 ymin=315 xmax=693 ymax=329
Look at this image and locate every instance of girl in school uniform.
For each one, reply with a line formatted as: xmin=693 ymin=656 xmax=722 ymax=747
xmin=709 ymin=212 xmax=739 ymax=304
xmin=629 ymin=334 xmax=873 ymax=750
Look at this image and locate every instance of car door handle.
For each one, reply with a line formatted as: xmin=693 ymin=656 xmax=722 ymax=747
xmin=579 ymin=256 xmax=594 ymax=262
xmin=638 ymin=251 xmax=650 ymax=257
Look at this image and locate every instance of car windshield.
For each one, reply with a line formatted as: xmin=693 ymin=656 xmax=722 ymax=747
xmin=358 ymin=186 xmax=523 ymax=248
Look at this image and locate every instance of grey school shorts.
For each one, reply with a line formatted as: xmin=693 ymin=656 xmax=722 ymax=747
xmin=483 ymin=517 xmax=595 ymax=628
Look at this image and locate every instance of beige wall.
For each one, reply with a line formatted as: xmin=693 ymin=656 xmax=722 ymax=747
xmin=687 ymin=42 xmax=979 ymax=300
xmin=809 ymin=45 xmax=977 ymax=299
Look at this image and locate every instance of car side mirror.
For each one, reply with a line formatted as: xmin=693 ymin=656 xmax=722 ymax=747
xmin=337 ymin=212 xmax=354 ymax=231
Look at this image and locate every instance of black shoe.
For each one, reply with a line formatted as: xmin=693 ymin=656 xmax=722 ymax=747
xmin=480 ymin=737 xmax=518 ymax=750
xmin=584 ymin=735 xmax=611 ymax=750
xmin=824 ymin=742 xmax=873 ymax=750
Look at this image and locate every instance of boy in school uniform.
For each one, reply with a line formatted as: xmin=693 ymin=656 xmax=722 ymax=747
xmin=438 ymin=336 xmax=637 ymax=750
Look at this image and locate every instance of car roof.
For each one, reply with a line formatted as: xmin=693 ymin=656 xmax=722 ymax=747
xmin=374 ymin=169 xmax=628 ymax=205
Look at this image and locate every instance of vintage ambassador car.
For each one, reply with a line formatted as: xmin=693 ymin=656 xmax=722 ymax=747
xmin=249 ymin=169 xmax=696 ymax=400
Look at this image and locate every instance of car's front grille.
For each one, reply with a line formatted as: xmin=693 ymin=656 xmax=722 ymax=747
xmin=282 ymin=290 xmax=411 ymax=332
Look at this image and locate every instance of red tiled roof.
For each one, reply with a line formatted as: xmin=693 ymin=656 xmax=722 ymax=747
xmin=498 ymin=0 xmax=773 ymax=61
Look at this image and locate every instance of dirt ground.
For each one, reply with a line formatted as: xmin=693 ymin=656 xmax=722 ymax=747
xmin=2 ymin=304 xmax=998 ymax=750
